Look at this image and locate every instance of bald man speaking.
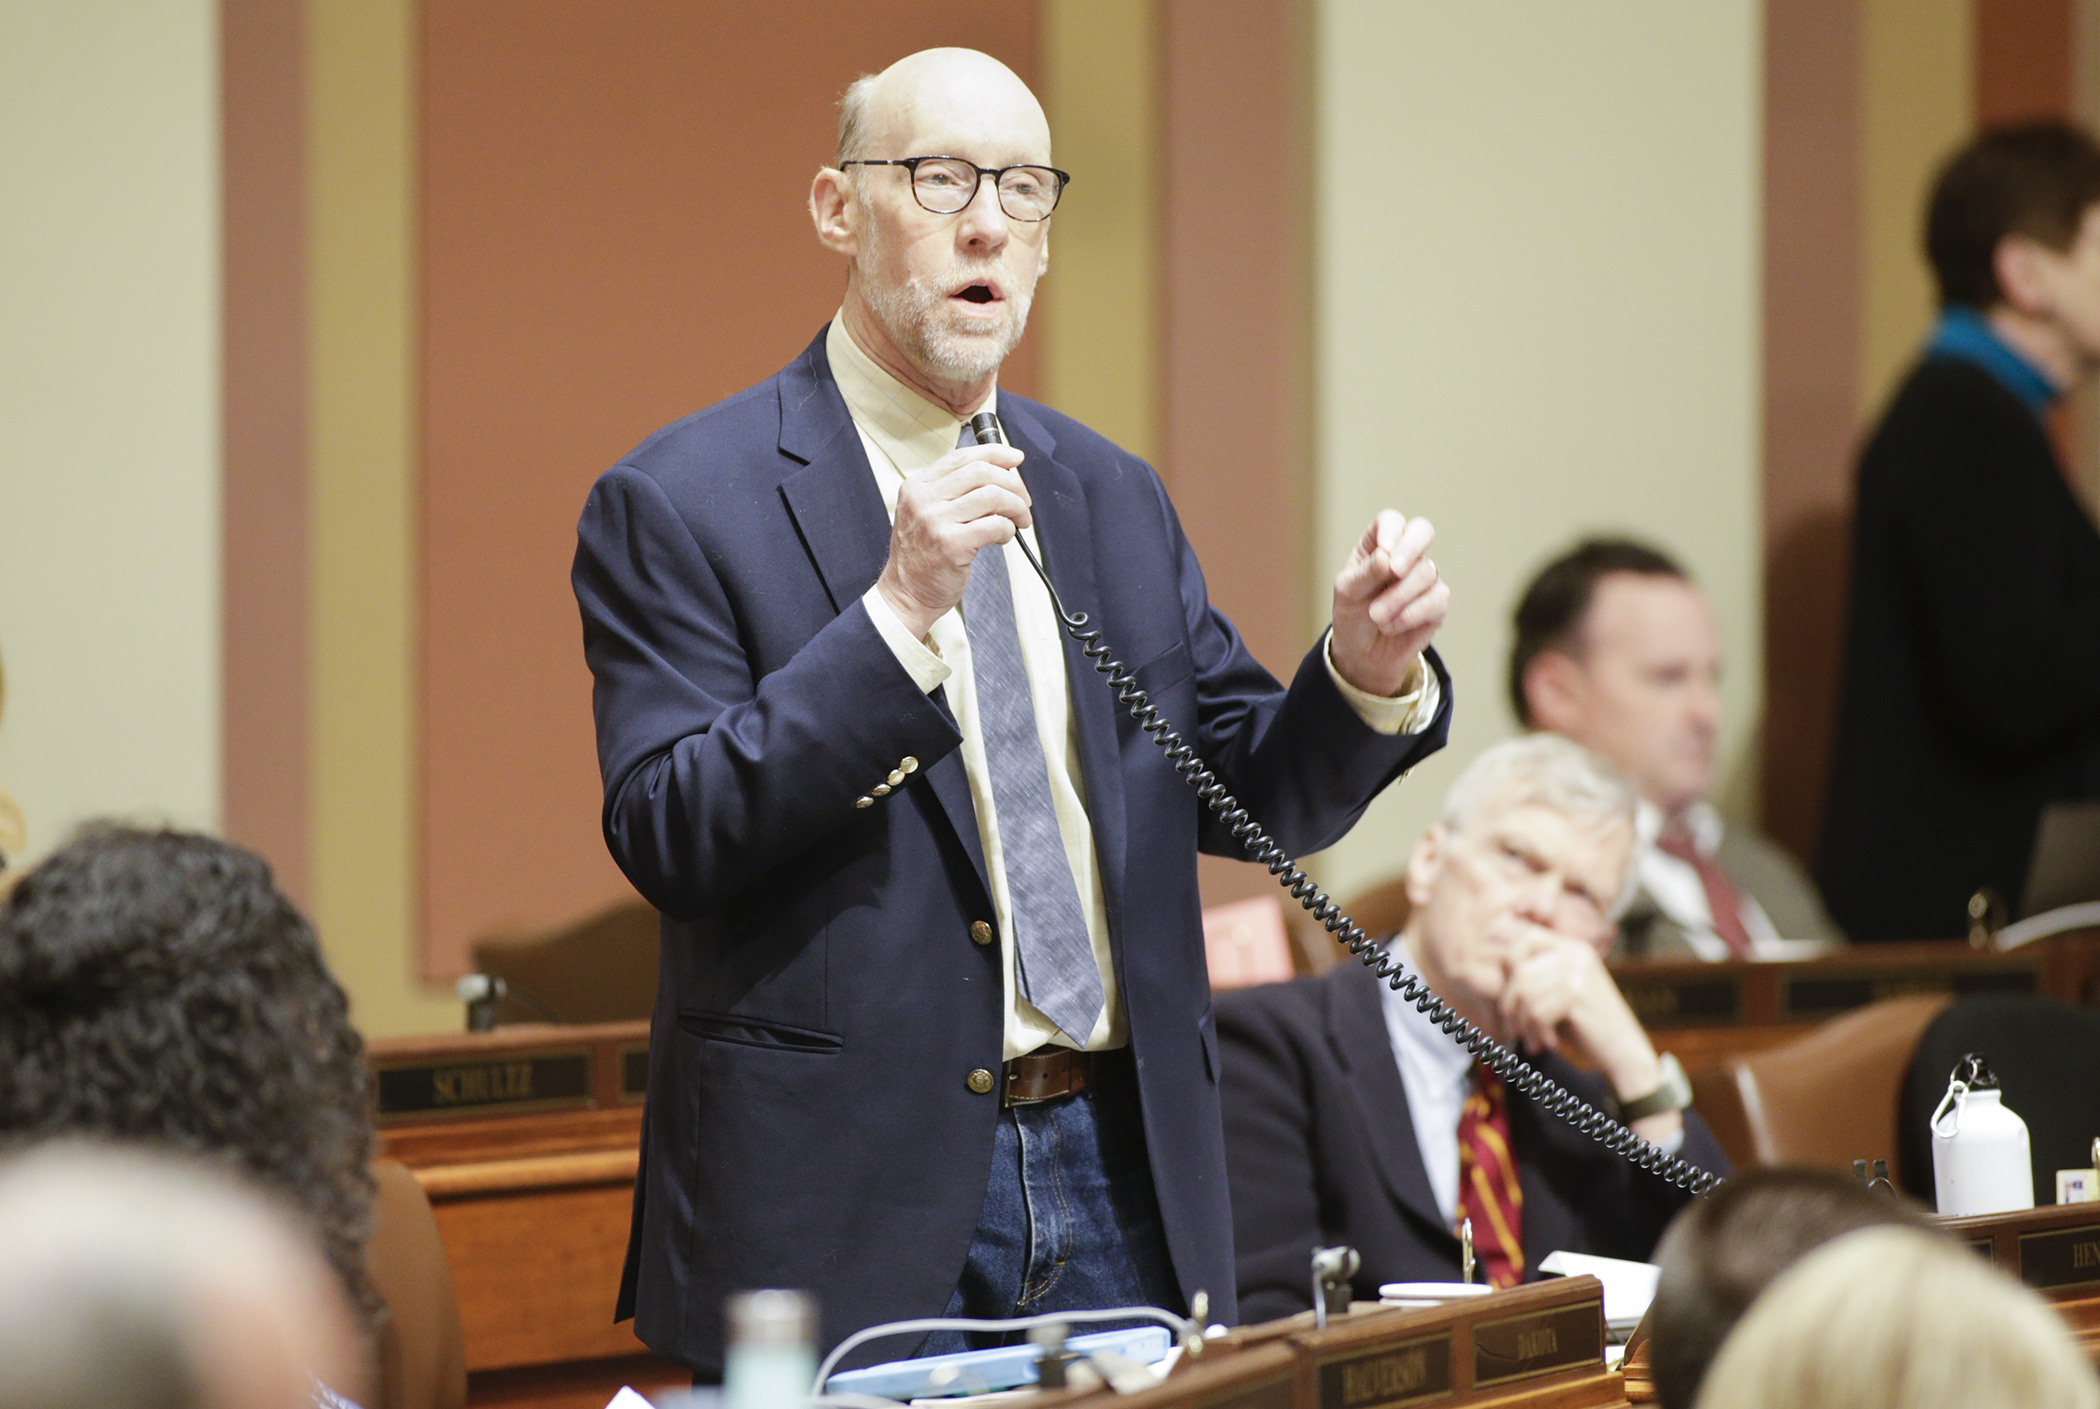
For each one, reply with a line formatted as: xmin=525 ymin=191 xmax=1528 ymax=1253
xmin=573 ymin=49 xmax=1452 ymax=1375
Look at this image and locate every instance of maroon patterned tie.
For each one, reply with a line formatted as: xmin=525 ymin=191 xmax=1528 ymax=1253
xmin=1655 ymin=825 xmax=1756 ymax=959
xmin=1457 ymin=1064 xmax=1525 ymax=1289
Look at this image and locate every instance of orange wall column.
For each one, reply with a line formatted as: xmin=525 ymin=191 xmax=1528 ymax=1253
xmin=1159 ymin=0 xmax=1315 ymax=909
xmin=416 ymin=5 xmax=1041 ymax=976
xmin=221 ymin=0 xmax=311 ymax=903
xmin=1759 ymin=0 xmax=1863 ymax=862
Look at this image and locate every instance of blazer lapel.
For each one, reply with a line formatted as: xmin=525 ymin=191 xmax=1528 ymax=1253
xmin=1327 ymin=962 xmax=1451 ymax=1235
xmin=1001 ymin=406 xmax=1131 ymax=943
xmin=774 ymin=331 xmax=990 ymax=897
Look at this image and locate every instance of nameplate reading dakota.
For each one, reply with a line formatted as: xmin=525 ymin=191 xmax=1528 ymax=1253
xmin=1471 ymin=1301 xmax=1603 ymax=1388
xmin=1315 ymin=1331 xmax=1453 ymax=1409
xmin=2018 ymin=1223 xmax=2100 ymax=1292
xmin=374 ymin=1051 xmax=593 ymax=1121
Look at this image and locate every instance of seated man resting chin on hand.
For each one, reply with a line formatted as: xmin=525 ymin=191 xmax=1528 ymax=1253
xmin=1217 ymin=733 xmax=1729 ymax=1324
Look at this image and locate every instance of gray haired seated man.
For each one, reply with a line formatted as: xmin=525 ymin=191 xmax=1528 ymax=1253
xmin=1218 ymin=734 xmax=1729 ymax=1322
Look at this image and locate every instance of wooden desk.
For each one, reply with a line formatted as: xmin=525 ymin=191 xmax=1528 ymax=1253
xmin=1083 ymin=1279 xmax=1630 ymax=1409
xmin=368 ymin=1022 xmax=684 ymax=1409
xmin=1611 ymin=933 xmax=2100 ymax=1072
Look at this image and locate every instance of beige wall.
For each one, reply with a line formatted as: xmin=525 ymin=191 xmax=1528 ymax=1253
xmin=306 ymin=0 xmax=456 ymax=1036
xmin=1040 ymin=0 xmax=1161 ymax=463
xmin=0 ymin=0 xmax=223 ymax=861
xmin=1310 ymin=1 xmax=1764 ymax=899
xmin=1859 ymin=0 xmax=1972 ymax=419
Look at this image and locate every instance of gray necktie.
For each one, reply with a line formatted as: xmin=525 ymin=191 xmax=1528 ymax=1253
xmin=958 ymin=434 xmax=1104 ymax=1043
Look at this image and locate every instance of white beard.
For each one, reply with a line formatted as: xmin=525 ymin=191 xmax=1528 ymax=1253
xmin=857 ymin=219 xmax=1033 ymax=384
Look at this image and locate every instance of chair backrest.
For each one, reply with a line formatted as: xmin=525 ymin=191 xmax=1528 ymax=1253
xmin=1686 ymin=994 xmax=1950 ymax=1180
xmin=1340 ymin=875 xmax=1413 ymax=944
xmin=365 ymin=1159 xmax=467 ymax=1409
xmin=1896 ymin=994 xmax=2100 ymax=1209
xmin=471 ymin=899 xmax=658 ymax=1024
xmin=1204 ymin=895 xmax=1297 ymax=990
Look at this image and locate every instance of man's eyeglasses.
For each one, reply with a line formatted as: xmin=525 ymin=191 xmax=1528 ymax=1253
xmin=838 ymin=156 xmax=1070 ymax=222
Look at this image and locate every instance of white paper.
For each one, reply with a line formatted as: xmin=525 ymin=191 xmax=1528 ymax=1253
xmin=1537 ymin=1250 xmax=1659 ymax=1329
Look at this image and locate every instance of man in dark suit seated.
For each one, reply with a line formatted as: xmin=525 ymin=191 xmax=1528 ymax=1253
xmin=1218 ymin=735 xmax=1728 ymax=1322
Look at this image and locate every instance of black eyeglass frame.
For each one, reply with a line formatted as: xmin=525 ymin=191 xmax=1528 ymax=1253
xmin=837 ymin=155 xmax=1072 ymax=221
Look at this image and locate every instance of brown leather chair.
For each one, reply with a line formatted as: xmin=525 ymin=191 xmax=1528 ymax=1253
xmin=471 ymin=899 xmax=658 ymax=1024
xmin=1686 ymin=993 xmax=1951 ymax=1181
xmin=364 ymin=1160 xmax=467 ymax=1409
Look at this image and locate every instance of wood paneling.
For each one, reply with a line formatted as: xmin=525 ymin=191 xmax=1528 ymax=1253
xmin=1159 ymin=0 xmax=1316 ymax=911
xmin=1979 ymin=0 xmax=2076 ymax=124
xmin=1760 ymin=0 xmax=1861 ymax=866
xmin=221 ymin=0 xmax=311 ymax=904
xmin=418 ymin=4 xmax=1041 ymax=979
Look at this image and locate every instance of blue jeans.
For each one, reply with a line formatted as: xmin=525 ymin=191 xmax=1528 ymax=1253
xmin=918 ymin=1063 xmax=1179 ymax=1355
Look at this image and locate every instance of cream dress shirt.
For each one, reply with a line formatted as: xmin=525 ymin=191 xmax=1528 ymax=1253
xmin=827 ymin=317 xmax=1440 ymax=1059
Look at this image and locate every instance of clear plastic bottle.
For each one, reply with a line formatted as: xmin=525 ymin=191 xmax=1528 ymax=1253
xmin=723 ymin=1289 xmax=815 ymax=1409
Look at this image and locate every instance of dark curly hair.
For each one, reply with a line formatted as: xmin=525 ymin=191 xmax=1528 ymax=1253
xmin=0 ymin=824 xmax=378 ymax=1325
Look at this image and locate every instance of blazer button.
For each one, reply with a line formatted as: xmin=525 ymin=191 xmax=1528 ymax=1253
xmin=887 ymin=769 xmax=906 ymax=786
xmin=854 ymin=796 xmax=874 ymax=809
xmin=970 ymin=920 xmax=994 ymax=946
xmin=967 ymin=1068 xmax=996 ymax=1095
xmin=900 ymin=756 xmax=919 ymax=774
xmin=872 ymin=783 xmax=891 ymax=797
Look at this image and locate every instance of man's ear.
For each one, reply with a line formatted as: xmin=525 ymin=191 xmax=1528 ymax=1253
xmin=1404 ymin=822 xmax=1447 ymax=912
xmin=1524 ymin=650 xmax=1585 ymax=734
xmin=1994 ymin=233 xmax=2056 ymax=316
xmin=810 ymin=167 xmax=859 ymax=258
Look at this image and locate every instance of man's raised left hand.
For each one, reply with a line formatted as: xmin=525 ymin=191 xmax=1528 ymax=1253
xmin=1330 ymin=510 xmax=1450 ymax=697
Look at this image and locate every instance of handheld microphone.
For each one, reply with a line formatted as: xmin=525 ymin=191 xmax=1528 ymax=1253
xmin=968 ymin=411 xmax=1008 ymax=447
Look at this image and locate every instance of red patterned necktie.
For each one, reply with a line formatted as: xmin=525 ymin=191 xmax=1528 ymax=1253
xmin=1457 ymin=1063 xmax=1525 ymax=1289
xmin=1654 ymin=825 xmax=1756 ymax=959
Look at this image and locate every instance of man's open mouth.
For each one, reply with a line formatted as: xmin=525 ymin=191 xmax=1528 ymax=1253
xmin=953 ymin=281 xmax=1000 ymax=304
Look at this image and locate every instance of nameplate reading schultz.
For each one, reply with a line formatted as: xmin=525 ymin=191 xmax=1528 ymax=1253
xmin=373 ymin=1050 xmax=593 ymax=1121
xmin=1470 ymin=1301 xmax=1603 ymax=1389
xmin=1314 ymin=1331 xmax=1453 ymax=1409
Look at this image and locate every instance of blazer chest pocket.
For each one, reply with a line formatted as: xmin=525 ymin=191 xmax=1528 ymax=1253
xmin=1128 ymin=639 xmax=1192 ymax=697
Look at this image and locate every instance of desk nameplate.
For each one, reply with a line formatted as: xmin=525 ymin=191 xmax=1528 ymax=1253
xmin=374 ymin=1049 xmax=594 ymax=1123
xmin=1782 ymin=967 xmax=2035 ymax=1021
xmin=1470 ymin=1299 xmax=1603 ymax=1389
xmin=619 ymin=1044 xmax=649 ymax=1104
xmin=1620 ymin=976 xmax=1741 ymax=1028
xmin=2020 ymin=1223 xmax=2100 ymax=1294
xmin=1311 ymin=1330 xmax=1453 ymax=1409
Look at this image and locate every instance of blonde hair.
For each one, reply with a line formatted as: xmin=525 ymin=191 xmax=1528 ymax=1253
xmin=1695 ymin=1225 xmax=2099 ymax=1409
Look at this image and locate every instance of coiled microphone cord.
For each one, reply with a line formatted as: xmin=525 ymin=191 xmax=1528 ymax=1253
xmin=969 ymin=412 xmax=1720 ymax=1195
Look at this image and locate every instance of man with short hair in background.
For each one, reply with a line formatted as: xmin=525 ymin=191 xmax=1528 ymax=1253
xmin=1511 ymin=538 xmax=1842 ymax=960
xmin=1218 ymin=734 xmax=1728 ymax=1323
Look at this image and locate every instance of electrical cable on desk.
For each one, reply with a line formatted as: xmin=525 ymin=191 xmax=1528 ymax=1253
xmin=812 ymin=1305 xmax=1202 ymax=1397
xmin=967 ymin=412 xmax=1723 ymax=1199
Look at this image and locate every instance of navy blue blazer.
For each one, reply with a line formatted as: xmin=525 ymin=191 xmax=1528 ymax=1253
xmin=1217 ymin=963 xmax=1729 ymax=1325
xmin=572 ymin=329 xmax=1452 ymax=1373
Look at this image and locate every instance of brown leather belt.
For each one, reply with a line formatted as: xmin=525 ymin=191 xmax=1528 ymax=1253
xmin=1002 ymin=1045 xmax=1129 ymax=1107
